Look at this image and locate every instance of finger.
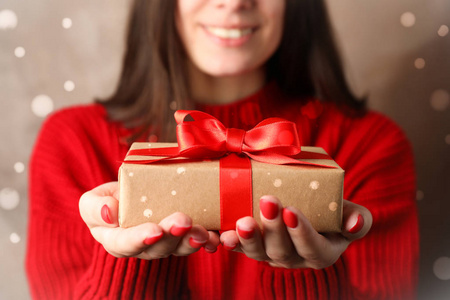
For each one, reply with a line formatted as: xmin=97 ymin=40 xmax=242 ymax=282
xmin=92 ymin=181 xmax=120 ymax=198
xmin=341 ymin=200 xmax=373 ymax=241
xmin=259 ymin=196 xmax=296 ymax=264
xmin=144 ymin=212 xmax=193 ymax=256
xmin=90 ymin=222 xmax=163 ymax=258
xmin=235 ymin=217 xmax=268 ymax=261
xmin=79 ymin=182 xmax=120 ymax=228
xmin=159 ymin=212 xmax=193 ymax=237
xmin=204 ymin=231 xmax=221 ymax=254
xmin=219 ymin=230 xmax=240 ymax=252
xmin=282 ymin=206 xmax=343 ymax=269
xmin=173 ymin=225 xmax=209 ymax=256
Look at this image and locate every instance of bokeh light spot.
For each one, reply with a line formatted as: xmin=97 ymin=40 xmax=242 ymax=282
xmin=329 ymin=202 xmax=338 ymax=212
xmin=416 ymin=190 xmax=424 ymax=201
xmin=14 ymin=162 xmax=25 ymax=173
xmin=14 ymin=47 xmax=25 ymax=58
xmin=430 ymin=89 xmax=449 ymax=111
xmin=143 ymin=209 xmax=153 ymax=218
xmin=414 ymin=58 xmax=425 ymax=69
xmin=445 ymin=134 xmax=450 ymax=145
xmin=400 ymin=12 xmax=416 ymax=28
xmin=0 ymin=188 xmax=20 ymax=210
xmin=0 ymin=9 xmax=18 ymax=30
xmin=433 ymin=257 xmax=450 ymax=280
xmin=438 ymin=25 xmax=449 ymax=37
xmin=62 ymin=18 xmax=72 ymax=29
xmin=170 ymin=101 xmax=177 ymax=111
xmin=10 ymin=233 xmax=21 ymax=244
xmin=64 ymin=80 xmax=75 ymax=92
xmin=273 ymin=179 xmax=282 ymax=188
xmin=310 ymin=181 xmax=320 ymax=190
xmin=31 ymin=95 xmax=54 ymax=117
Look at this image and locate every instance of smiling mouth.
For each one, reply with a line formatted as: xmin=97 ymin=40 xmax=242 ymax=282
xmin=205 ymin=26 xmax=254 ymax=39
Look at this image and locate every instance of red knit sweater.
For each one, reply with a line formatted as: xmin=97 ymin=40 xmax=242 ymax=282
xmin=26 ymin=84 xmax=419 ymax=299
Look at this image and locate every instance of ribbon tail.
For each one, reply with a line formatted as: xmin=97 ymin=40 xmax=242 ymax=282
xmin=124 ymin=147 xmax=181 ymax=164
xmin=123 ymin=155 xmax=179 ymax=165
xmin=128 ymin=147 xmax=180 ymax=157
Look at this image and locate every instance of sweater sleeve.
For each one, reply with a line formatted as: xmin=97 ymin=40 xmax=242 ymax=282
xmin=327 ymin=111 xmax=419 ymax=299
xmin=26 ymin=106 xmax=188 ymax=299
xmin=252 ymin=108 xmax=419 ymax=300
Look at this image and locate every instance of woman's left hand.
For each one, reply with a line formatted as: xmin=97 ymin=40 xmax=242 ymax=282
xmin=220 ymin=196 xmax=372 ymax=269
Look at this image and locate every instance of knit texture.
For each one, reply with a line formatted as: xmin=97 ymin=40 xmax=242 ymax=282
xmin=26 ymin=83 xmax=419 ymax=299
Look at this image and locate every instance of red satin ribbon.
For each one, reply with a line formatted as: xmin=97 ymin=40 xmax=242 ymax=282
xmin=220 ymin=154 xmax=253 ymax=230
xmin=125 ymin=110 xmax=334 ymax=230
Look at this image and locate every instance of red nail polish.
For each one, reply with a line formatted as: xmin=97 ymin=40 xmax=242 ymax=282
xmin=223 ymin=243 xmax=236 ymax=251
xmin=170 ymin=225 xmax=192 ymax=237
xmin=348 ymin=215 xmax=364 ymax=234
xmin=282 ymin=208 xmax=298 ymax=228
xmin=237 ymin=226 xmax=254 ymax=239
xmin=260 ymin=198 xmax=279 ymax=220
xmin=189 ymin=237 xmax=206 ymax=248
xmin=143 ymin=232 xmax=163 ymax=245
xmin=101 ymin=205 xmax=112 ymax=224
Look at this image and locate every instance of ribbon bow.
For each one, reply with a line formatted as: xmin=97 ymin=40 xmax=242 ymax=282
xmin=128 ymin=110 xmax=331 ymax=166
xmin=175 ymin=110 xmax=304 ymax=163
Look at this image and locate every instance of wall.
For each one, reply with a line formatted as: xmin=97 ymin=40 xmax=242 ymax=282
xmin=0 ymin=0 xmax=449 ymax=299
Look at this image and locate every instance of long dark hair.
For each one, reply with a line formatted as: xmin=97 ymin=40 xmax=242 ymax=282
xmin=100 ymin=0 xmax=365 ymax=142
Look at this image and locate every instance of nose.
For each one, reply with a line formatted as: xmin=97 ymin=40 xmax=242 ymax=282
xmin=215 ymin=0 xmax=255 ymax=10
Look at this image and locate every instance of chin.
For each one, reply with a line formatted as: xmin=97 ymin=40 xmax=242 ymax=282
xmin=199 ymin=62 xmax=256 ymax=78
xmin=206 ymin=70 xmax=248 ymax=78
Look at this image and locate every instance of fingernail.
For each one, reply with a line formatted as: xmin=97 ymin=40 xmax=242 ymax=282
xmin=170 ymin=225 xmax=192 ymax=237
xmin=282 ymin=208 xmax=298 ymax=229
xmin=101 ymin=205 xmax=113 ymax=224
xmin=204 ymin=246 xmax=217 ymax=254
xmin=348 ymin=214 xmax=364 ymax=234
xmin=189 ymin=237 xmax=206 ymax=248
xmin=143 ymin=232 xmax=163 ymax=245
xmin=222 ymin=243 xmax=236 ymax=251
xmin=260 ymin=197 xmax=279 ymax=220
xmin=237 ymin=226 xmax=254 ymax=239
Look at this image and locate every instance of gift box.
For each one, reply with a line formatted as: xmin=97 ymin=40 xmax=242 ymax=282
xmin=118 ymin=110 xmax=344 ymax=232
xmin=119 ymin=144 xmax=344 ymax=232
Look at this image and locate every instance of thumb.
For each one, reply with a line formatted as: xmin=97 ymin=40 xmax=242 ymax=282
xmin=341 ymin=200 xmax=372 ymax=241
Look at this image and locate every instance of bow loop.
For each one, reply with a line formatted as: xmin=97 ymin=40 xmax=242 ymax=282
xmin=243 ymin=119 xmax=301 ymax=155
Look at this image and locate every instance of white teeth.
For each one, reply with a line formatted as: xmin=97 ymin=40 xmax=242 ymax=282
xmin=206 ymin=26 xmax=252 ymax=39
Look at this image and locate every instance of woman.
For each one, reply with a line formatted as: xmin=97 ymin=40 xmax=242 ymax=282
xmin=26 ymin=0 xmax=419 ymax=299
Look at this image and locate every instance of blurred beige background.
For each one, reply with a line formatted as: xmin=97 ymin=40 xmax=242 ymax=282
xmin=1 ymin=0 xmax=449 ymax=299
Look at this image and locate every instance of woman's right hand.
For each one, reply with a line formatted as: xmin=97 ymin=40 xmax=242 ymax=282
xmin=79 ymin=182 xmax=220 ymax=259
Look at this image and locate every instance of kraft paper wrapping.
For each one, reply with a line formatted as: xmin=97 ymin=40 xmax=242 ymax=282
xmin=118 ymin=142 xmax=344 ymax=232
